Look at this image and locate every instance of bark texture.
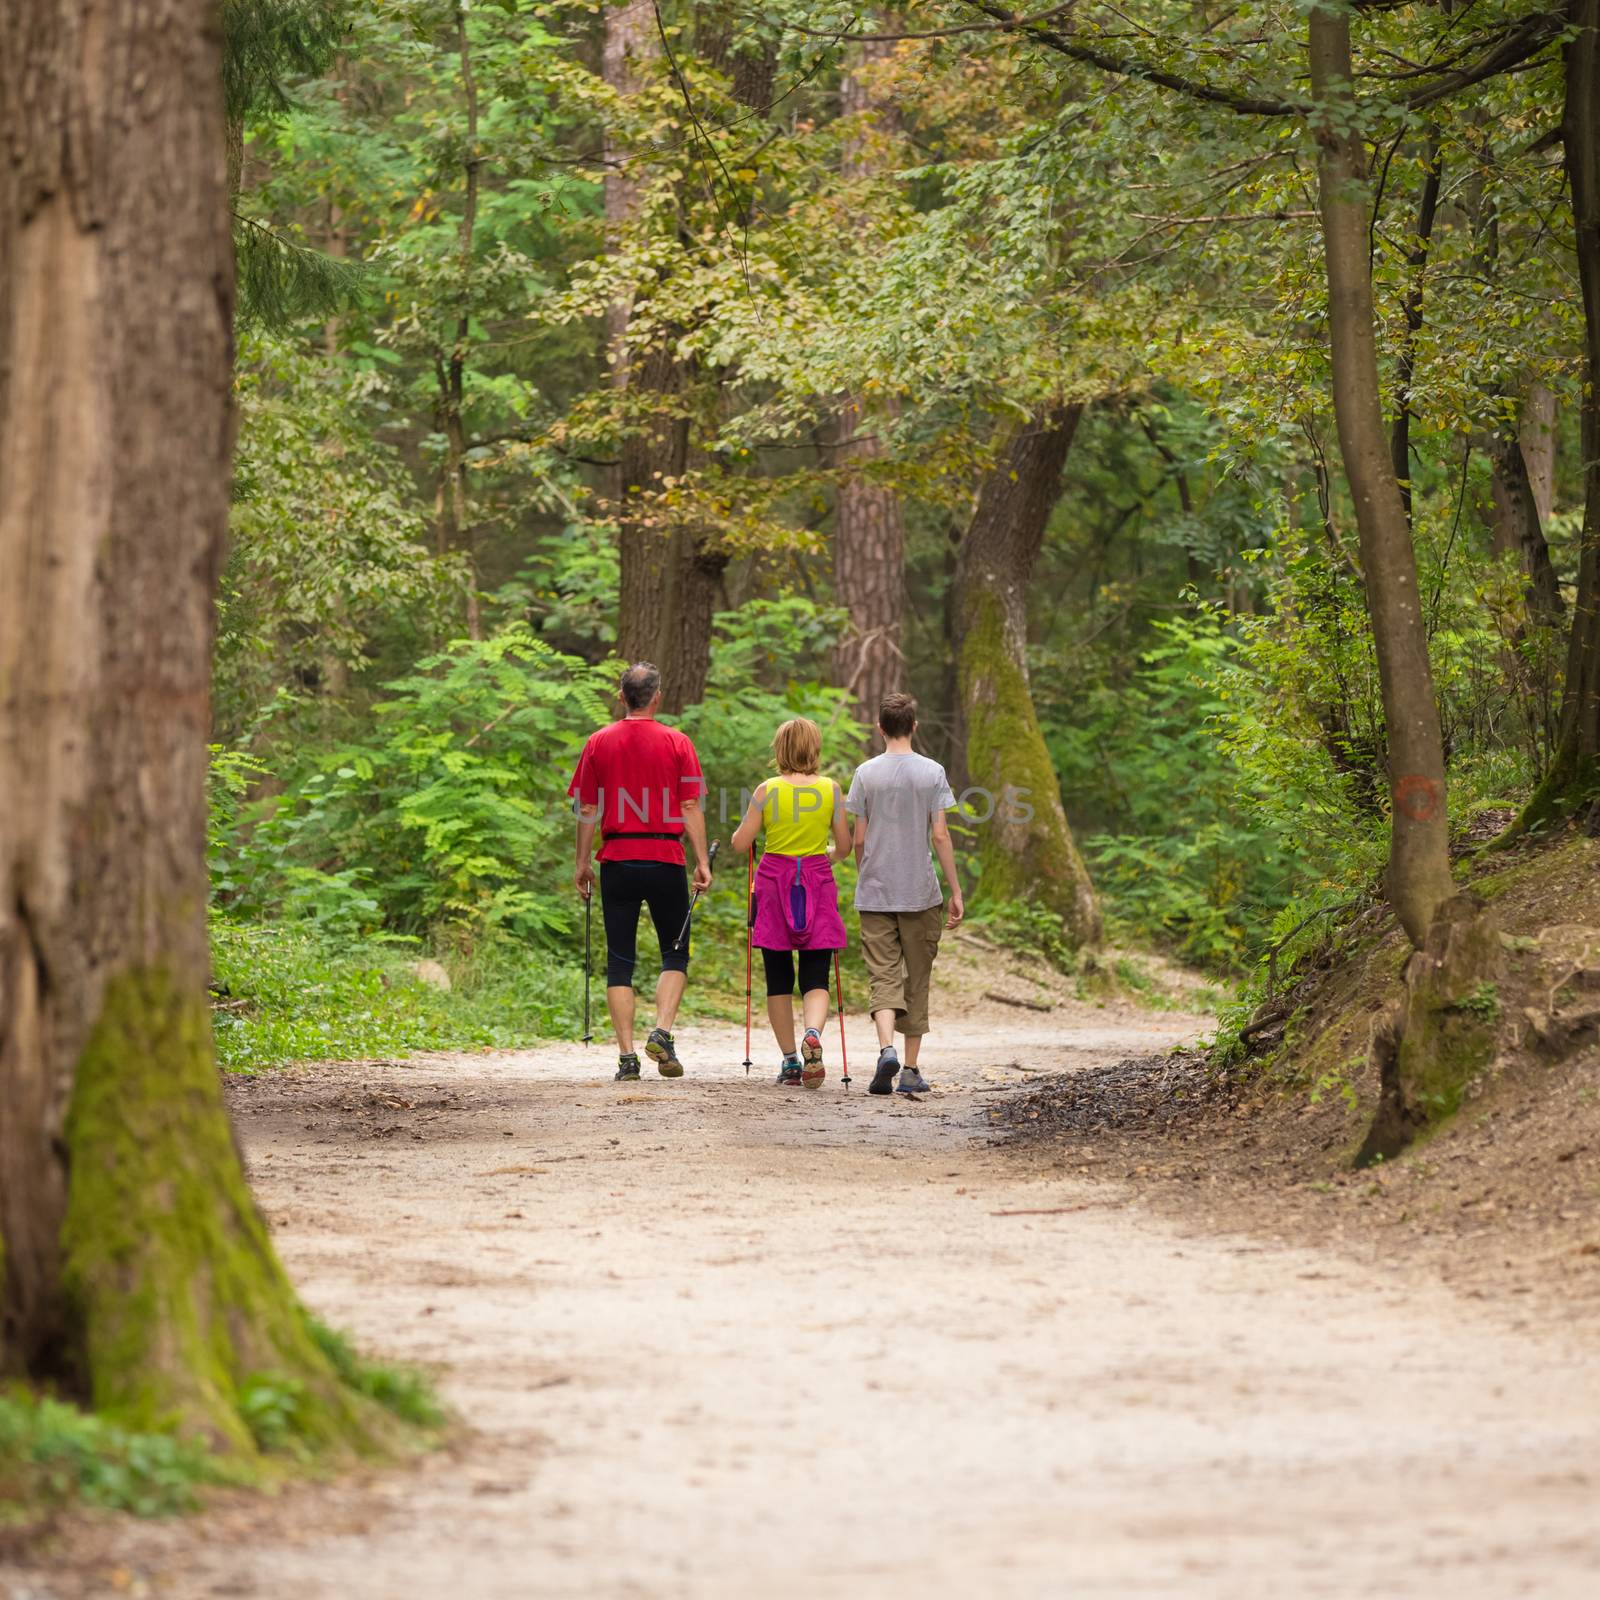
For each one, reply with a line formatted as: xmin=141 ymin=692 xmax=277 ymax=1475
xmin=1521 ymin=381 xmax=1558 ymax=527
xmin=606 ymin=0 xmax=724 ymax=711
xmin=1485 ymin=422 xmax=1564 ymax=628
xmin=1525 ymin=0 xmax=1600 ymax=823
xmin=833 ymin=35 xmax=907 ymax=739
xmin=1309 ymin=8 xmax=1454 ymax=947
xmin=1358 ymin=895 xmax=1504 ymax=1164
xmin=953 ymin=409 xmax=1101 ymax=948
xmin=0 ymin=0 xmax=381 ymax=1453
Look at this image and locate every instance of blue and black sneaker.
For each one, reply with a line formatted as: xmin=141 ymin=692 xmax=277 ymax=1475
xmin=777 ymin=1055 xmax=803 ymax=1087
xmin=868 ymin=1046 xmax=899 ymax=1096
xmin=897 ymin=1066 xmax=930 ymax=1095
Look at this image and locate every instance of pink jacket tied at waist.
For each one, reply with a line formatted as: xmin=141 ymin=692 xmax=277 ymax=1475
xmin=751 ymin=852 xmax=848 ymax=952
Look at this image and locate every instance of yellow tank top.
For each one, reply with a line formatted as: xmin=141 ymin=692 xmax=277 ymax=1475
xmin=761 ymin=776 xmax=836 ymax=856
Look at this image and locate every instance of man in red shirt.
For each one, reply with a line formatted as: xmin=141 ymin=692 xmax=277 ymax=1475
xmin=569 ymin=662 xmax=712 ymax=1080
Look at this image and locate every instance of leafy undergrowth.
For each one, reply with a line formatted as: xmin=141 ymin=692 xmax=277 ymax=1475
xmin=305 ymin=1320 xmax=445 ymax=1436
xmin=969 ymin=899 xmax=1221 ymax=1013
xmin=210 ymin=917 xmax=583 ymax=1070
xmin=0 ymin=1390 xmax=220 ymax=1524
xmin=0 ymin=1328 xmax=442 ymax=1540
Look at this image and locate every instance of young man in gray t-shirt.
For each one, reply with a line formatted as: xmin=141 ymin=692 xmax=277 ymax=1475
xmin=845 ymin=692 xmax=965 ymax=1095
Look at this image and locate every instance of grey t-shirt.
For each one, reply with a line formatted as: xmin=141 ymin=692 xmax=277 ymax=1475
xmin=845 ymin=751 xmax=957 ymax=913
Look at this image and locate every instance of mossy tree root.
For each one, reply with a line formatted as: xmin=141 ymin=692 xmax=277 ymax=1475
xmin=1357 ymin=896 xmax=1504 ymax=1165
xmin=60 ymin=967 xmax=406 ymax=1461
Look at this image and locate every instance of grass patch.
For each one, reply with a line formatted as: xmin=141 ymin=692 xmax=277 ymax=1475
xmin=210 ymin=917 xmax=584 ymax=1070
xmin=307 ymin=1320 xmax=446 ymax=1432
xmin=0 ymin=1325 xmax=443 ymax=1527
xmin=0 ymin=1389 xmax=219 ymax=1521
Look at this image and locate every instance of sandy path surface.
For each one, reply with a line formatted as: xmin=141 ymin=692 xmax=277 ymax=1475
xmin=34 ymin=998 xmax=1600 ymax=1598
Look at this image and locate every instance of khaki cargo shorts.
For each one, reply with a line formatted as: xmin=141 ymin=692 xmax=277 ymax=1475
xmin=858 ymin=903 xmax=944 ymax=1037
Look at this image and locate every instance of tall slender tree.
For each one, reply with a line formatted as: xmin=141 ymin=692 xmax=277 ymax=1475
xmin=1527 ymin=0 xmax=1600 ymax=822
xmin=1308 ymin=3 xmax=1454 ymax=945
xmin=833 ymin=33 xmax=908 ymax=739
xmin=0 ymin=0 xmax=379 ymax=1451
xmin=605 ymin=0 xmax=740 ymax=709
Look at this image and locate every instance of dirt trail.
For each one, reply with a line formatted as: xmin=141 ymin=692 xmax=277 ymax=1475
xmin=22 ymin=987 xmax=1600 ymax=1598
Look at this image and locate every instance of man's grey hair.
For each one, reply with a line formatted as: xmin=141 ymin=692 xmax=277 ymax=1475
xmin=620 ymin=661 xmax=662 ymax=710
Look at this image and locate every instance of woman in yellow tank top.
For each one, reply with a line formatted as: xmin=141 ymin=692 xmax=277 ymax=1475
xmin=731 ymin=717 xmax=852 ymax=1088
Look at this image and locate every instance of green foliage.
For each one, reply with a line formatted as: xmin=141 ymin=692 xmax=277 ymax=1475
xmin=222 ymin=333 xmax=465 ymax=735
xmin=1309 ymin=1061 xmax=1361 ymax=1114
xmin=0 ymin=1389 xmax=218 ymax=1520
xmin=234 ymin=214 xmax=364 ymax=331
xmin=213 ymin=0 xmax=1589 ymax=1039
xmin=235 ymin=1326 xmax=441 ymax=1460
xmin=971 ymin=899 xmax=1081 ymax=973
xmin=223 ymin=0 xmax=350 ymax=126
xmin=1045 ymin=611 xmax=1297 ymax=970
xmin=307 ymin=1320 xmax=445 ymax=1430
xmin=210 ymin=918 xmax=583 ymax=1069
xmin=219 ymin=627 xmax=609 ymax=943
xmin=680 ymin=599 xmax=862 ymax=796
xmin=1455 ymin=981 xmax=1502 ymax=1026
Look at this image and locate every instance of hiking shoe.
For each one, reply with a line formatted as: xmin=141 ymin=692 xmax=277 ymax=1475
xmin=645 ymin=1027 xmax=684 ymax=1077
xmin=897 ymin=1067 xmax=930 ymax=1095
xmin=868 ymin=1047 xmax=899 ymax=1096
xmin=777 ymin=1056 xmax=803 ymax=1087
xmin=615 ymin=1054 xmax=641 ymax=1082
xmin=801 ymin=1027 xmax=826 ymax=1090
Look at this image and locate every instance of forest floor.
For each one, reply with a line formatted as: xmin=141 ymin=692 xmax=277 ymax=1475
xmin=9 ymin=932 xmax=1600 ymax=1599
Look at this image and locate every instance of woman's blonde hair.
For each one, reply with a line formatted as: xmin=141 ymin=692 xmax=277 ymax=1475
xmin=771 ymin=716 xmax=822 ymax=775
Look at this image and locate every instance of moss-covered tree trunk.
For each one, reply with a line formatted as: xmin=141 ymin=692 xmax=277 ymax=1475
xmin=1309 ymin=7 xmax=1455 ymax=947
xmin=953 ymin=407 xmax=1101 ymax=947
xmin=0 ymin=0 xmax=380 ymax=1456
xmin=1358 ymin=895 xmax=1505 ymax=1164
xmin=1525 ymin=0 xmax=1600 ymax=824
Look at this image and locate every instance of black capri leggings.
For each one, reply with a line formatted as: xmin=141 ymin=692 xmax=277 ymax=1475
xmin=600 ymin=861 xmax=691 ymax=988
xmin=761 ymin=947 xmax=835 ymax=998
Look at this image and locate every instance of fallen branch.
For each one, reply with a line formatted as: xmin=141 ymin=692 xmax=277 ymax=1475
xmin=990 ymin=1205 xmax=1093 ymax=1216
xmin=984 ymin=990 xmax=1054 ymax=1012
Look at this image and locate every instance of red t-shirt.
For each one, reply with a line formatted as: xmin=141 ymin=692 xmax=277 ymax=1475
xmin=567 ymin=717 xmax=705 ymax=864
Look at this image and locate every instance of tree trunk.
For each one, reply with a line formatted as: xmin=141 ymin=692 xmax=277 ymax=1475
xmin=438 ymin=3 xmax=481 ymax=639
xmin=1358 ymin=895 xmax=1505 ymax=1163
xmin=605 ymin=0 xmax=725 ymax=712
xmin=833 ymin=35 xmax=906 ymax=740
xmin=953 ymin=408 xmax=1101 ymax=947
xmin=699 ymin=4 xmax=777 ymax=112
xmin=0 ymin=0 xmax=381 ymax=1454
xmin=1388 ymin=135 xmax=1440 ymax=522
xmin=1525 ymin=0 xmax=1600 ymax=823
xmin=1309 ymin=7 xmax=1455 ymax=946
xmin=1485 ymin=423 xmax=1564 ymax=627
xmin=1521 ymin=381 xmax=1558 ymax=527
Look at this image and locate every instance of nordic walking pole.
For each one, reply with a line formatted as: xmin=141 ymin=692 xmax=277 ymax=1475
xmin=582 ymin=888 xmax=593 ymax=1045
xmin=673 ymin=839 xmax=719 ymax=950
xmin=834 ymin=948 xmax=850 ymax=1090
xmin=742 ymin=846 xmax=755 ymax=1076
